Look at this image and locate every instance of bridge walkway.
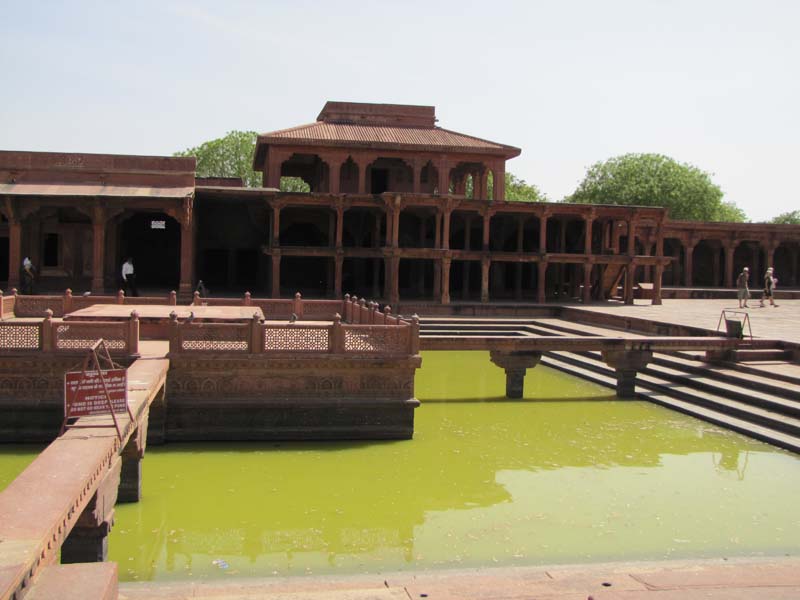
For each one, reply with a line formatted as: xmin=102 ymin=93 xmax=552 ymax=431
xmin=0 ymin=345 xmax=169 ymax=600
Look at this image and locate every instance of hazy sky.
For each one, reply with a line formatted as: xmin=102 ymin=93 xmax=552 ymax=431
xmin=2 ymin=1 xmax=798 ymax=222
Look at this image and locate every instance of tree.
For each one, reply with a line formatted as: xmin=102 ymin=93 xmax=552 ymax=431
xmin=567 ymin=153 xmax=746 ymax=222
xmin=466 ymin=172 xmax=547 ymax=202
xmin=175 ymin=130 xmax=262 ymax=187
xmin=174 ymin=130 xmax=309 ymax=191
xmin=770 ymin=209 xmax=800 ymax=224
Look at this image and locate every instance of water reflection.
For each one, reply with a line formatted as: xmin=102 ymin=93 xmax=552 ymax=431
xmin=108 ymin=352 xmax=800 ymax=581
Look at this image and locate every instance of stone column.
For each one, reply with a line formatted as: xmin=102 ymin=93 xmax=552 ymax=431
xmin=653 ymin=225 xmax=664 ymax=305
xmin=537 ymin=261 xmax=547 ymax=303
xmin=539 ymin=213 xmax=548 ymax=254
xmin=62 ymin=457 xmax=121 ymax=563
xmin=442 ymin=207 xmax=452 ymax=250
xmin=178 ymin=197 xmax=194 ymax=299
xmin=482 ymin=209 xmax=491 ymax=250
xmin=584 ymin=215 xmax=594 ymax=255
xmin=582 ymin=262 xmax=592 ymax=304
xmin=627 ymin=219 xmax=637 ymax=256
xmin=724 ymin=241 xmax=736 ymax=288
xmin=91 ymin=205 xmax=106 ymax=294
xmin=119 ymin=422 xmax=147 ymax=503
xmin=489 ymin=351 xmax=542 ymax=398
xmin=480 ymin=258 xmax=490 ymax=303
xmin=271 ymin=203 xmax=282 ymax=248
xmin=712 ymin=244 xmax=721 ymax=287
xmin=334 ymin=251 xmax=343 ymax=298
xmin=684 ymin=241 xmax=695 ymax=286
xmin=412 ymin=159 xmax=421 ymax=194
xmin=5 ymin=199 xmax=21 ymax=289
xmin=391 ymin=204 xmax=401 ymax=248
xmin=601 ymin=349 xmax=653 ymax=398
xmin=356 ymin=157 xmax=368 ymax=194
xmin=327 ymin=158 xmax=343 ymax=194
xmin=386 ymin=255 xmax=400 ymax=306
xmin=624 ymin=263 xmax=635 ymax=305
xmin=434 ymin=211 xmax=442 ymax=248
xmin=441 ymin=257 xmax=451 ymax=304
xmin=271 ymin=253 xmax=281 ymax=298
xmin=437 ymin=157 xmax=450 ymax=195
xmin=493 ymin=162 xmax=505 ymax=201
xmin=335 ymin=201 xmax=344 ymax=248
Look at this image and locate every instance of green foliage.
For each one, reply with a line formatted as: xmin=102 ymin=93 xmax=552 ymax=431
xmin=467 ymin=172 xmax=547 ymax=202
xmin=280 ymin=177 xmax=310 ymax=192
xmin=770 ymin=209 xmax=800 ymax=224
xmin=175 ymin=130 xmax=262 ymax=187
xmin=567 ymin=153 xmax=746 ymax=222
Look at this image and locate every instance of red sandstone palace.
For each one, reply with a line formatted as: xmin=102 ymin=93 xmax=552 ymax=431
xmin=1 ymin=101 xmax=798 ymax=305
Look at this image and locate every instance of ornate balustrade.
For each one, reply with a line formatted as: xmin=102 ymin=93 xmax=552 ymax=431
xmin=0 ymin=310 xmax=139 ymax=356
xmin=168 ymin=312 xmax=419 ymax=356
xmin=0 ymin=288 xmax=178 ymax=319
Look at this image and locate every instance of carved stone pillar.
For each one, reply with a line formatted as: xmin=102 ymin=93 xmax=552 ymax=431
xmin=335 ymin=201 xmax=344 ymax=248
xmin=5 ymin=199 xmax=21 ymax=289
xmin=482 ymin=209 xmax=491 ymax=250
xmin=724 ymin=242 xmax=736 ymax=288
xmin=601 ymin=349 xmax=653 ymax=398
xmin=178 ymin=197 xmax=194 ymax=299
xmin=334 ymin=251 xmax=343 ymax=297
xmin=328 ymin=158 xmax=344 ymax=194
xmin=537 ymin=261 xmax=547 ymax=303
xmin=434 ymin=211 xmax=442 ymax=249
xmin=271 ymin=253 xmax=281 ymax=298
xmin=412 ymin=159 xmax=421 ymax=194
xmin=627 ymin=219 xmax=637 ymax=256
xmin=582 ymin=262 xmax=592 ymax=304
xmin=489 ymin=351 xmax=542 ymax=398
xmin=685 ymin=243 xmax=694 ymax=287
xmin=584 ymin=215 xmax=594 ymax=255
xmin=539 ymin=213 xmax=548 ymax=254
xmin=493 ymin=162 xmax=505 ymax=201
xmin=271 ymin=203 xmax=282 ymax=248
xmin=442 ymin=207 xmax=452 ymax=250
xmin=437 ymin=157 xmax=450 ymax=195
xmin=624 ymin=263 xmax=635 ymax=305
xmin=441 ymin=257 xmax=451 ymax=304
xmin=480 ymin=258 xmax=490 ymax=303
xmin=91 ymin=206 xmax=106 ymax=294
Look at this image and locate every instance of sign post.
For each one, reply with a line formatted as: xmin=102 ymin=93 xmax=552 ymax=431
xmin=62 ymin=339 xmax=132 ymax=441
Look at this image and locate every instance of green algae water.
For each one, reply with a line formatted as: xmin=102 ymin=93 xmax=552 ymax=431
xmin=107 ymin=351 xmax=800 ymax=581
xmin=0 ymin=445 xmax=41 ymax=491
xmin=7 ymin=351 xmax=799 ymax=581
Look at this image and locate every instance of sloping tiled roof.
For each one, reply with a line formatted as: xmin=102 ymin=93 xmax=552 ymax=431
xmin=256 ymin=122 xmax=520 ymax=161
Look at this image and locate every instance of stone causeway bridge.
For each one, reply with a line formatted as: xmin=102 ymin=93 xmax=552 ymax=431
xmin=0 ymin=289 xmax=793 ymax=600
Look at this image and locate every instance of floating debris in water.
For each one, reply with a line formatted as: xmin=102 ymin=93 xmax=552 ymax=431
xmin=212 ymin=559 xmax=230 ymax=570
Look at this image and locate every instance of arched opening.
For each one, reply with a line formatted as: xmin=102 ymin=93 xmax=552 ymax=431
xmin=279 ymin=207 xmax=332 ymax=247
xmin=692 ymin=240 xmax=724 ymax=287
xmin=663 ymin=238 xmax=684 ymax=285
xmin=280 ymin=154 xmax=327 ymax=192
xmin=420 ymin=161 xmax=438 ymax=195
xmin=449 ymin=211 xmax=482 ymax=251
xmin=449 ymin=260 xmax=481 ymax=301
xmin=343 ymin=258 xmax=384 ymax=299
xmin=773 ymin=243 xmax=798 ymax=287
xmin=339 ymin=157 xmax=359 ymax=194
xmin=118 ymin=212 xmax=180 ymax=291
xmin=398 ymin=259 xmax=434 ymax=300
xmin=367 ymin=158 xmax=413 ymax=194
xmin=398 ymin=209 xmax=435 ymax=248
xmin=281 ymin=257 xmax=332 ymax=298
xmin=343 ymin=208 xmax=383 ymax=248
xmin=489 ymin=214 xmax=523 ymax=252
xmin=196 ymin=200 xmax=267 ymax=293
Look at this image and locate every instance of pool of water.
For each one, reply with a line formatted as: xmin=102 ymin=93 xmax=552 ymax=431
xmin=4 ymin=351 xmax=799 ymax=582
xmin=0 ymin=445 xmax=42 ymax=491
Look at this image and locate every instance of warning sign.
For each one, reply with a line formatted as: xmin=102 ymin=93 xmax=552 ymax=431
xmin=65 ymin=369 xmax=128 ymax=417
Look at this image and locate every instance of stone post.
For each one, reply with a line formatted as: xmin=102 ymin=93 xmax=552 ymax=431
xmin=489 ymin=351 xmax=542 ymax=398
xmin=601 ymin=349 xmax=653 ymax=398
xmin=335 ymin=251 xmax=343 ymax=298
xmin=539 ymin=213 xmax=548 ymax=254
xmin=91 ymin=205 xmax=106 ymax=294
xmin=441 ymin=257 xmax=451 ymax=304
xmin=271 ymin=253 xmax=281 ymax=298
xmin=178 ymin=197 xmax=194 ymax=300
xmin=724 ymin=241 xmax=736 ymax=288
xmin=493 ymin=162 xmax=505 ymax=201
xmin=537 ymin=261 xmax=547 ymax=304
xmin=684 ymin=241 xmax=695 ymax=286
xmin=42 ymin=309 xmax=54 ymax=352
xmin=64 ymin=288 xmax=73 ymax=314
xmin=271 ymin=203 xmax=282 ymax=248
xmin=128 ymin=311 xmax=140 ymax=358
xmin=480 ymin=258 xmax=490 ymax=303
xmin=582 ymin=262 xmax=592 ymax=304
xmin=118 ymin=423 xmax=147 ymax=503
xmin=61 ymin=457 xmax=121 ymax=563
xmin=331 ymin=313 xmax=345 ymax=353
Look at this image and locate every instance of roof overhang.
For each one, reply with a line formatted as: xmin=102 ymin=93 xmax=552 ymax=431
xmin=0 ymin=183 xmax=195 ymax=198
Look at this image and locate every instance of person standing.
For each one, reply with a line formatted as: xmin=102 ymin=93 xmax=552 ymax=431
xmin=20 ymin=257 xmax=36 ymax=295
xmin=760 ymin=267 xmax=778 ymax=307
xmin=121 ymin=257 xmax=138 ymax=297
xmin=736 ymin=267 xmax=750 ymax=308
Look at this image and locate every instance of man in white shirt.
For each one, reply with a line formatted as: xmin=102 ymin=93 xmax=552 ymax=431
xmin=121 ymin=257 xmax=138 ymax=297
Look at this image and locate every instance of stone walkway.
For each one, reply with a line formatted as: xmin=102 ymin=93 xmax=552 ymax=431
xmin=575 ymin=299 xmax=800 ymax=344
xmin=118 ymin=556 xmax=800 ymax=599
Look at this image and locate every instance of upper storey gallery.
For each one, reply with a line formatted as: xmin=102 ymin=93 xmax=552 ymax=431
xmin=253 ymin=101 xmax=521 ymax=201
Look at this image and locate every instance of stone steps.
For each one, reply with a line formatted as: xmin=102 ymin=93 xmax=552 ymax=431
xmin=419 ymin=316 xmax=800 ymax=453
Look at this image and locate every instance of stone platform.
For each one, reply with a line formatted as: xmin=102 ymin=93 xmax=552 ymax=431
xmin=117 ymin=557 xmax=800 ymax=599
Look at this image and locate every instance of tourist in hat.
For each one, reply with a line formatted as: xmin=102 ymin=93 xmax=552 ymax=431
xmin=760 ymin=267 xmax=778 ymax=307
xmin=121 ymin=257 xmax=138 ymax=297
xmin=736 ymin=267 xmax=750 ymax=308
xmin=20 ymin=257 xmax=36 ymax=295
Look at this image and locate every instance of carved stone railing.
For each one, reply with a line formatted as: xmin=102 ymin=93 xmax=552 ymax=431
xmin=0 ymin=310 xmax=139 ymax=356
xmin=1 ymin=288 xmax=178 ymax=319
xmin=168 ymin=313 xmax=419 ymax=356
